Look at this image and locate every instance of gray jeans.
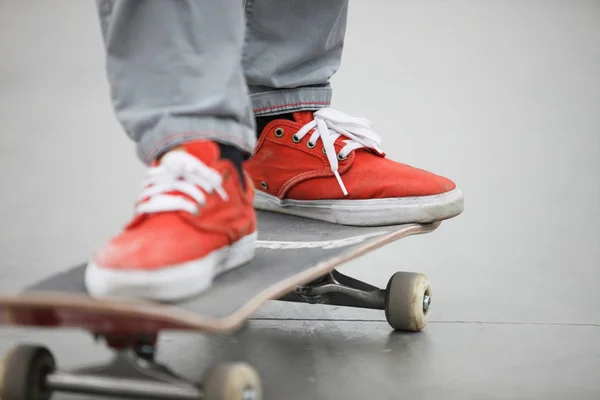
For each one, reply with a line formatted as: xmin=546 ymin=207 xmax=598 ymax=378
xmin=96 ymin=0 xmax=349 ymax=163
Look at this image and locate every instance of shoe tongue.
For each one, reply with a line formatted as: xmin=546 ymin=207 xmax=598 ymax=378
xmin=292 ymin=110 xmax=347 ymax=149
xmin=163 ymin=140 xmax=220 ymax=165
xmin=292 ymin=111 xmax=315 ymax=126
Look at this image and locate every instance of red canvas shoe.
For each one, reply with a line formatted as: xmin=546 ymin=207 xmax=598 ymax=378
xmin=85 ymin=140 xmax=257 ymax=301
xmin=245 ymin=109 xmax=463 ymax=226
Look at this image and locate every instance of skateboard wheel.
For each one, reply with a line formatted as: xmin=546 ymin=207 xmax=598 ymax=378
xmin=0 ymin=344 xmax=56 ymax=400
xmin=384 ymin=271 xmax=432 ymax=332
xmin=203 ymin=362 xmax=263 ymax=400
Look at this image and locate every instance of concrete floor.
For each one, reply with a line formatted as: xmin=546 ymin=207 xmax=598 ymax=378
xmin=1 ymin=1 xmax=600 ymax=399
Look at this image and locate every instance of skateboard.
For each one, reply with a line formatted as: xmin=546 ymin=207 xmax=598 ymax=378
xmin=0 ymin=211 xmax=440 ymax=400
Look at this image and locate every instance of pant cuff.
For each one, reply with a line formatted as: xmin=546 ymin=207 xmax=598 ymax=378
xmin=250 ymin=87 xmax=332 ymax=116
xmin=137 ymin=117 xmax=256 ymax=164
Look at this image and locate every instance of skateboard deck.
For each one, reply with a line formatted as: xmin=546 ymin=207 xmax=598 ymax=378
xmin=0 ymin=211 xmax=439 ymax=335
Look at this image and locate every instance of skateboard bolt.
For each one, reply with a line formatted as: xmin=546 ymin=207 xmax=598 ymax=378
xmin=423 ymin=294 xmax=431 ymax=312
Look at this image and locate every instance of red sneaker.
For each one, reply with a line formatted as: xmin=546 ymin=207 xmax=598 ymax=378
xmin=85 ymin=141 xmax=257 ymax=301
xmin=245 ymin=109 xmax=463 ymax=226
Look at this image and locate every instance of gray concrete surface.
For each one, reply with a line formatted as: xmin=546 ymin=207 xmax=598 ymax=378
xmin=1 ymin=0 xmax=599 ymax=399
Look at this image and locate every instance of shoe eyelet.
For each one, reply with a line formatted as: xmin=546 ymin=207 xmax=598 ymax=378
xmin=337 ymin=153 xmax=347 ymax=161
xmin=292 ymin=134 xmax=301 ymax=143
xmin=322 ymin=147 xmax=327 ymax=154
xmin=274 ymin=128 xmax=284 ymax=138
xmin=306 ymin=141 xmax=316 ymax=149
xmin=260 ymin=181 xmax=268 ymax=189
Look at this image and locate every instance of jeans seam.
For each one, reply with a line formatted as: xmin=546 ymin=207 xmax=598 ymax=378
xmin=253 ymin=101 xmax=330 ymax=114
xmin=143 ymin=131 xmax=252 ymax=164
xmin=241 ymin=0 xmax=254 ymax=67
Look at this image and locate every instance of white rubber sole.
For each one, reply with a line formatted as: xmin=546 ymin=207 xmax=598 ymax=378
xmin=254 ymin=188 xmax=464 ymax=226
xmin=84 ymin=232 xmax=257 ymax=302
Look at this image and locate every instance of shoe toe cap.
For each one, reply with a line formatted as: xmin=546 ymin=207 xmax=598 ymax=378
xmin=92 ymin=215 xmax=224 ymax=271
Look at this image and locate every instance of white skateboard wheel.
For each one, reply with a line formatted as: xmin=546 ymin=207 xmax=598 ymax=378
xmin=384 ymin=271 xmax=432 ymax=331
xmin=0 ymin=344 xmax=56 ymax=400
xmin=203 ymin=362 xmax=263 ymax=400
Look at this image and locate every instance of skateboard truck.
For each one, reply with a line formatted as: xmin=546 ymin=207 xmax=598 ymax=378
xmin=279 ymin=269 xmax=432 ymax=331
xmin=44 ymin=349 xmax=202 ymax=400
xmin=285 ymin=269 xmax=386 ymax=309
xmin=0 ymin=336 xmax=262 ymax=400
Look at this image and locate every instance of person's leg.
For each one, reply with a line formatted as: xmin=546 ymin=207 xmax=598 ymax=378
xmin=242 ymin=0 xmax=346 ymax=116
xmin=86 ymin=0 xmax=257 ymax=301
xmin=242 ymin=0 xmax=464 ymax=225
xmin=97 ymin=0 xmax=256 ymax=161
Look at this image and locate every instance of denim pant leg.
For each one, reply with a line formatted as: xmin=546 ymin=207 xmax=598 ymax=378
xmin=96 ymin=0 xmax=256 ymax=164
xmin=243 ymin=0 xmax=349 ymax=116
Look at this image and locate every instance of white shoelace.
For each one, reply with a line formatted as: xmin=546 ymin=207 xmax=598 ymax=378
xmin=294 ymin=108 xmax=384 ymax=196
xmin=135 ymin=151 xmax=228 ymax=215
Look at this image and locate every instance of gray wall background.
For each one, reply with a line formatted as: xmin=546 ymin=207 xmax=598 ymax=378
xmin=1 ymin=1 xmax=599 ymax=399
